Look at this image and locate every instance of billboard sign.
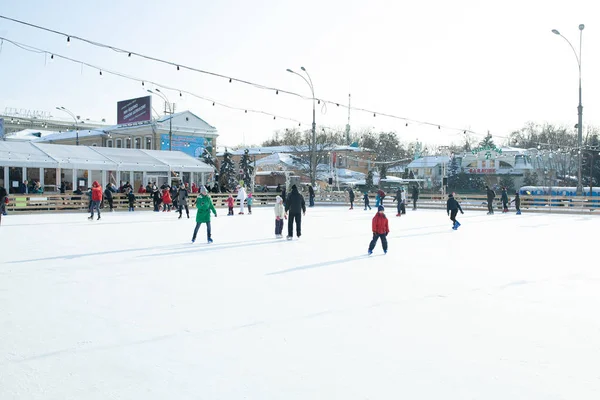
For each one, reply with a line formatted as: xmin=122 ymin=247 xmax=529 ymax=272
xmin=117 ymin=96 xmax=152 ymax=125
xmin=0 ymin=118 xmax=4 ymax=140
xmin=160 ymin=134 xmax=206 ymax=157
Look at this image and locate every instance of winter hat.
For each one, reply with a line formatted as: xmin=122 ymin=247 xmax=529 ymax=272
xmin=276 ymin=195 xmax=282 ymax=204
xmin=377 ymin=205 xmax=385 ymax=212
xmin=200 ymin=185 xmax=207 ymax=194
xmin=448 ymin=193 xmax=454 ymax=198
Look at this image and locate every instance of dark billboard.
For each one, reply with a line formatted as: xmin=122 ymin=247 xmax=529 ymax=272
xmin=117 ymin=96 xmax=152 ymax=125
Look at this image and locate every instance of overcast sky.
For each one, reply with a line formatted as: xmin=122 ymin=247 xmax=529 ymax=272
xmin=0 ymin=0 xmax=598 ymax=149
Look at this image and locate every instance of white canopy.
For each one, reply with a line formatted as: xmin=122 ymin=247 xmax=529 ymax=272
xmin=0 ymin=141 xmax=213 ymax=173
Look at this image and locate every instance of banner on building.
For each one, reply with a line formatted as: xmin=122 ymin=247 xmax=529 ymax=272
xmin=117 ymin=96 xmax=152 ymax=125
xmin=160 ymin=134 xmax=205 ymax=157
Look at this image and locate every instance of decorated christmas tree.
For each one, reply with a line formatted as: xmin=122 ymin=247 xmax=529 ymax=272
xmin=239 ymin=149 xmax=254 ymax=189
xmin=366 ymin=170 xmax=374 ymax=191
xmin=219 ymin=149 xmax=238 ymax=191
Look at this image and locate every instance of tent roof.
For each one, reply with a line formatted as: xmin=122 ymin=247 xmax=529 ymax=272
xmin=0 ymin=142 xmax=213 ymax=172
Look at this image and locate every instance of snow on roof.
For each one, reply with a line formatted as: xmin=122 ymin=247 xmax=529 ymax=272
xmin=407 ymin=156 xmax=450 ymax=168
xmin=255 ymin=153 xmax=307 ymax=170
xmin=217 ymin=145 xmax=367 ymax=157
xmin=0 ymin=141 xmax=213 ymax=172
xmin=5 ymin=129 xmax=58 ymax=141
xmin=33 ymin=129 xmax=108 ymax=142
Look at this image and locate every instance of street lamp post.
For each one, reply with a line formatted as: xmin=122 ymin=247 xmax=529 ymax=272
xmin=56 ymin=106 xmax=79 ymax=145
xmin=287 ymin=67 xmax=316 ymax=186
xmin=147 ymin=89 xmax=173 ymax=151
xmin=552 ymin=24 xmax=585 ymax=195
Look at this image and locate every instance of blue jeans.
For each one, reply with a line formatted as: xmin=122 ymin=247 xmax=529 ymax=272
xmin=192 ymin=221 xmax=212 ymax=241
xmin=90 ymin=201 xmax=101 ymax=217
xmin=309 ymin=195 xmax=315 ymax=207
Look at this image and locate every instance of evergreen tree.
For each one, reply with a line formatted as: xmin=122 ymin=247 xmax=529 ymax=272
xmin=202 ymin=148 xmax=217 ymax=173
xmin=239 ymin=149 xmax=254 ymax=189
xmin=366 ymin=170 xmax=374 ymax=191
xmin=479 ymin=132 xmax=495 ymax=148
xmin=219 ymin=149 xmax=237 ymax=191
xmin=523 ymin=171 xmax=538 ymax=186
xmin=379 ymin=164 xmax=388 ymax=180
xmin=498 ymin=174 xmax=516 ymax=192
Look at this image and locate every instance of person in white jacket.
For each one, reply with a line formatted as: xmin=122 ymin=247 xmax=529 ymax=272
xmin=236 ymin=185 xmax=247 ymax=214
xmin=274 ymin=195 xmax=286 ymax=238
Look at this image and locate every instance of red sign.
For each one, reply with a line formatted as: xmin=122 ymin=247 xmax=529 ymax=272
xmin=469 ymin=168 xmax=496 ymax=174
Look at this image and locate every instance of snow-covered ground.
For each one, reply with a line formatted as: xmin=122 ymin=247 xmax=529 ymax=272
xmin=1 ymin=206 xmax=599 ymax=399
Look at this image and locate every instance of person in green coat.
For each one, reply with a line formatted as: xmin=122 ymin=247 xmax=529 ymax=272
xmin=192 ymin=186 xmax=217 ymax=243
xmin=501 ymin=187 xmax=509 ymax=213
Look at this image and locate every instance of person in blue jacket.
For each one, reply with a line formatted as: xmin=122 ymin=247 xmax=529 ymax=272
xmin=446 ymin=192 xmax=464 ymax=230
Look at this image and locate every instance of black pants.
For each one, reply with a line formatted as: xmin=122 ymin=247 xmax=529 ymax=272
xmin=502 ymin=201 xmax=508 ymax=210
xmin=248 ymin=205 xmax=252 ymax=214
xmin=287 ymin=213 xmax=302 ymax=237
xmin=413 ymin=198 xmax=417 ymax=209
xmin=128 ymin=200 xmax=135 ymax=211
xmin=350 ymin=200 xmax=354 ymax=209
xmin=450 ymin=209 xmax=458 ymax=224
xmin=275 ymin=218 xmax=284 ymax=235
xmin=364 ymin=201 xmax=371 ymax=210
xmin=400 ymin=203 xmax=406 ymax=214
xmin=487 ymin=201 xmax=493 ymax=213
xmin=153 ymin=198 xmax=160 ymax=211
xmin=368 ymin=233 xmax=388 ymax=252
xmin=179 ymin=203 xmax=189 ymax=217
xmin=106 ymin=198 xmax=113 ymax=210
xmin=192 ymin=221 xmax=211 ymax=241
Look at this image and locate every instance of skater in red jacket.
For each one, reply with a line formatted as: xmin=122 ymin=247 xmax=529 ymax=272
xmin=226 ymin=194 xmax=235 ymax=215
xmin=89 ymin=181 xmax=103 ymax=220
xmin=368 ymin=205 xmax=390 ymax=255
xmin=162 ymin=189 xmax=172 ymax=212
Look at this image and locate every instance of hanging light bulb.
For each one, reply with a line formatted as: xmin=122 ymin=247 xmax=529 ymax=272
xmin=50 ymin=54 xmax=54 ymax=61
xmin=99 ymin=70 xmax=103 ymax=76
xmin=438 ymin=126 xmax=441 ymax=129
xmin=212 ymin=102 xmax=215 ymax=106
xmin=276 ymin=90 xmax=279 ymax=95
xmin=128 ymin=53 xmax=132 ymax=58
xmin=67 ymin=36 xmax=71 ymax=46
xmin=177 ymin=65 xmax=180 ymax=71
xmin=141 ymin=81 xmax=145 ymax=86
xmin=373 ymin=113 xmax=376 ymax=117
xmin=229 ymin=78 xmax=232 ymax=83
xmin=179 ymin=92 xmax=182 ymax=97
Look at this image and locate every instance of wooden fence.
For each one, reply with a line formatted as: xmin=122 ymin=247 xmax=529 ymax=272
xmin=3 ymin=191 xmax=599 ymax=214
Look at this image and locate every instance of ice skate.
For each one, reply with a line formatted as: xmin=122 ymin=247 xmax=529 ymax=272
xmin=368 ymin=250 xmax=373 ymax=255
xmin=88 ymin=216 xmax=93 ymax=220
xmin=97 ymin=216 xmax=101 ymax=220
xmin=208 ymin=238 xmax=213 ymax=244
xmin=286 ymin=236 xmax=293 ymax=240
xmin=455 ymin=221 xmax=461 ymax=228
xmin=516 ymin=210 xmax=522 ymax=215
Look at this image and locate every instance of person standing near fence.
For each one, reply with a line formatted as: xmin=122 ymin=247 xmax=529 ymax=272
xmin=285 ymin=184 xmax=306 ymax=240
xmin=348 ymin=188 xmax=355 ymax=210
xmin=308 ymin=185 xmax=315 ymax=207
xmin=501 ymin=187 xmax=509 ymax=213
xmin=88 ymin=181 xmax=102 ymax=221
xmin=0 ymin=185 xmax=7 ymax=225
xmin=177 ymin=183 xmax=190 ymax=219
xmin=511 ymin=192 xmax=522 ymax=215
xmin=104 ymin=184 xmax=114 ymax=212
xmin=412 ymin=185 xmax=419 ymax=210
xmin=485 ymin=186 xmax=496 ymax=215
xmin=127 ymin=189 xmax=136 ymax=211
xmin=191 ymin=186 xmax=217 ymax=244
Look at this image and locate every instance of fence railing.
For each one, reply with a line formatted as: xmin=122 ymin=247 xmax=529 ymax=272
xmin=3 ymin=191 xmax=599 ymax=214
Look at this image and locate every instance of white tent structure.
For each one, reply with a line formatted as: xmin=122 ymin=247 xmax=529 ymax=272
xmin=0 ymin=141 xmax=213 ymax=193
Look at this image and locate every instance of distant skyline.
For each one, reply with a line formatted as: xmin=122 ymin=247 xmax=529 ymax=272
xmin=1 ymin=0 xmax=598 ymax=149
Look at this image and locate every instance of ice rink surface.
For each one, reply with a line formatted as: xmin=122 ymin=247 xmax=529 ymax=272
xmin=1 ymin=205 xmax=599 ymax=399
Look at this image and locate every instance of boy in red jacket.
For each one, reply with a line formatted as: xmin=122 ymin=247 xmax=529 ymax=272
xmin=368 ymin=205 xmax=389 ymax=255
xmin=88 ymin=181 xmax=103 ymax=221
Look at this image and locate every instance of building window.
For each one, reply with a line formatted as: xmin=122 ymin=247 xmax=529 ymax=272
xmin=126 ymin=138 xmax=132 ymax=149
xmin=116 ymin=139 xmax=122 ymax=148
xmin=145 ymin=137 xmax=153 ymax=150
xmin=107 ymin=139 xmax=113 ymax=148
xmin=135 ymin=137 xmax=141 ymax=149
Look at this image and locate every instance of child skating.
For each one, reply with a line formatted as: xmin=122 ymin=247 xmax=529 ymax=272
xmin=127 ymin=189 xmax=136 ymax=211
xmin=446 ymin=193 xmax=464 ymax=230
xmin=368 ymin=206 xmax=389 ymax=255
xmin=192 ymin=186 xmax=217 ymax=243
xmin=247 ymin=193 xmax=253 ymax=215
xmin=512 ymin=192 xmax=522 ymax=215
xmin=226 ymin=194 xmax=235 ymax=216
xmin=274 ymin=195 xmax=286 ymax=238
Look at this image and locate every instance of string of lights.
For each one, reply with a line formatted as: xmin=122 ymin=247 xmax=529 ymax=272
xmin=1 ymin=15 xmax=597 ymax=151
xmin=0 ymin=36 xmax=305 ymax=126
xmin=0 ymin=14 xmax=525 ymax=140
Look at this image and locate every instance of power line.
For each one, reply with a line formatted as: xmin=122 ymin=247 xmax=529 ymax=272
xmin=0 ymin=14 xmax=510 ymax=139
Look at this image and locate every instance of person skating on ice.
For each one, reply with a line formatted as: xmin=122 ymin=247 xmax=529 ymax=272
xmin=192 ymin=186 xmax=217 ymax=243
xmin=88 ymin=181 xmax=102 ymax=220
xmin=368 ymin=205 xmax=389 ymax=255
xmin=104 ymin=184 xmax=114 ymax=212
xmin=247 ymin=192 xmax=253 ymax=214
xmin=511 ymin=191 xmax=522 ymax=215
xmin=308 ymin=185 xmax=315 ymax=207
xmin=127 ymin=189 xmax=136 ymax=211
xmin=485 ymin=186 xmax=496 ymax=214
xmin=285 ymin=184 xmax=306 ymax=240
xmin=446 ymin=192 xmax=464 ymax=230
xmin=411 ymin=185 xmax=419 ymax=210
xmin=348 ymin=187 xmax=355 ymax=210
xmin=162 ymin=187 xmax=172 ymax=212
xmin=393 ymin=188 xmax=403 ymax=217
xmin=226 ymin=194 xmax=235 ymax=216
xmin=177 ymin=183 xmax=190 ymax=219
xmin=274 ymin=195 xmax=286 ymax=238
xmin=236 ymin=185 xmax=247 ymax=214
xmin=501 ymin=187 xmax=509 ymax=213
xmin=363 ymin=191 xmax=371 ymax=210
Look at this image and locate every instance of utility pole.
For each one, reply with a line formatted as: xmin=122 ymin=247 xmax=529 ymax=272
xmin=345 ymin=94 xmax=351 ymax=145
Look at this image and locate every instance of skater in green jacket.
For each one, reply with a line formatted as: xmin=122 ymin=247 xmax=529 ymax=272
xmin=192 ymin=186 xmax=217 ymax=243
